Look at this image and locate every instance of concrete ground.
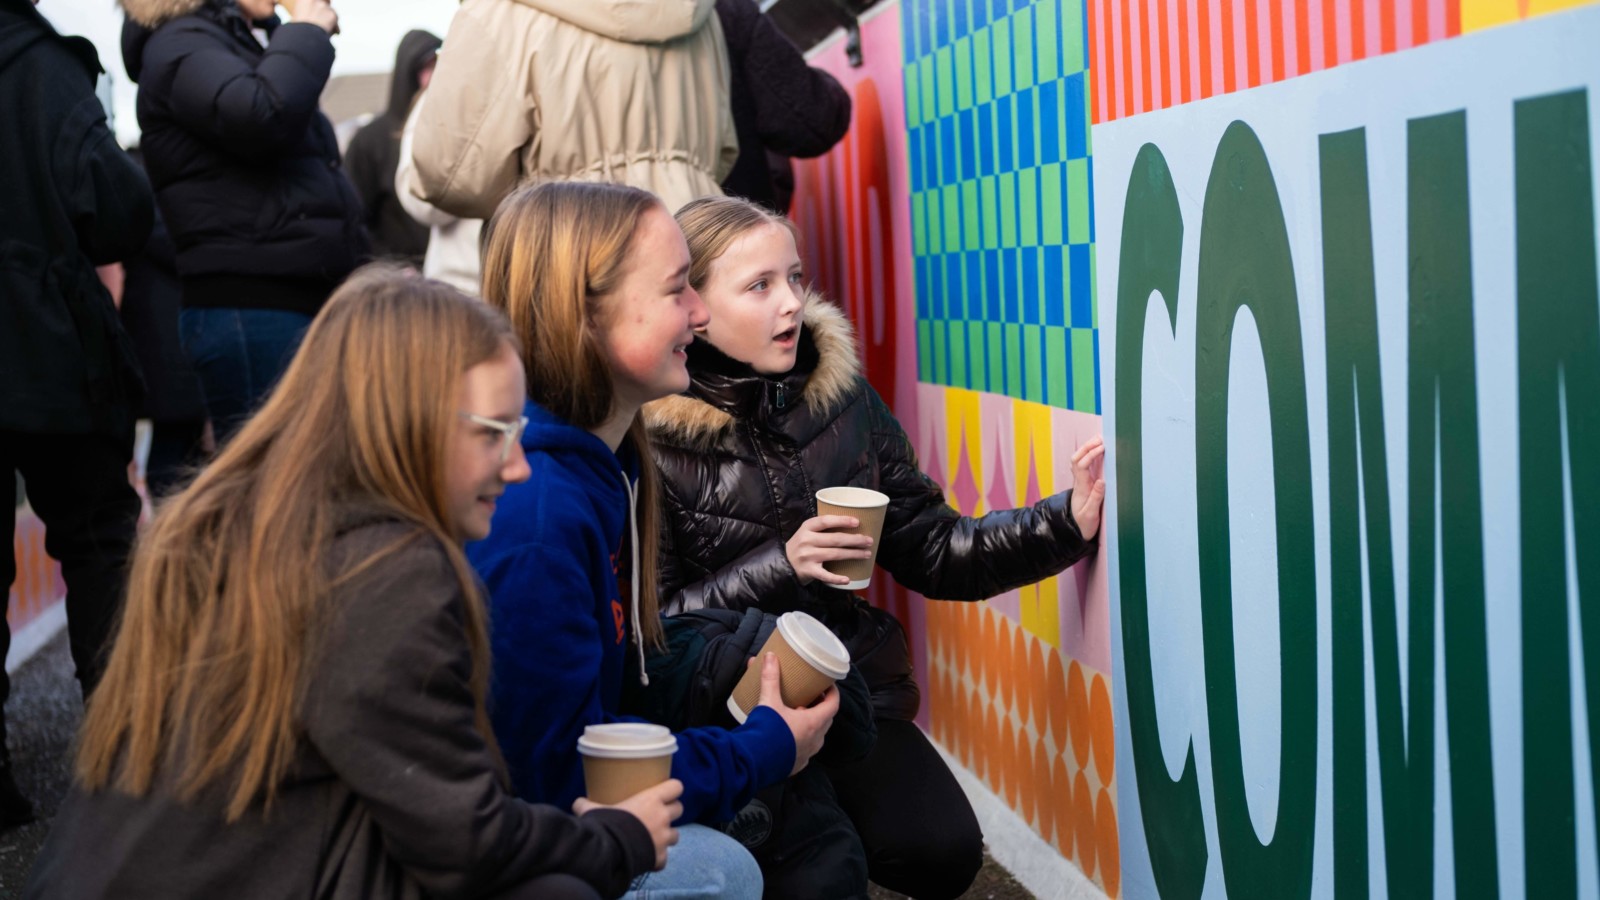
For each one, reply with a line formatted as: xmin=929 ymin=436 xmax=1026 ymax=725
xmin=868 ymin=853 xmax=1036 ymax=900
xmin=0 ymin=629 xmax=79 ymax=899
xmin=0 ymin=629 xmax=1033 ymax=899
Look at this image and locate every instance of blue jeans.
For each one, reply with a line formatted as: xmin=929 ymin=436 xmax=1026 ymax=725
xmin=180 ymin=308 xmax=313 ymax=445
xmin=623 ymin=824 xmax=762 ymax=899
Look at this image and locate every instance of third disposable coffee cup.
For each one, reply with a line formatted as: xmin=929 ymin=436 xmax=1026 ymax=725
xmin=815 ymin=486 xmax=890 ymax=590
xmin=577 ymin=723 xmax=677 ymax=804
xmin=727 ymin=610 xmax=851 ymax=724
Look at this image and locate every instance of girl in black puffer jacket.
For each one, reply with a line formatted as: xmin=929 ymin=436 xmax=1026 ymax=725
xmin=647 ymin=196 xmax=1107 ymax=900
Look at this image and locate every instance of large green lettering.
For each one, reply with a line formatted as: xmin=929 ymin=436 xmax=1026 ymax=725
xmin=1194 ymin=122 xmax=1317 ymax=898
xmin=1113 ymin=142 xmax=1208 ymax=899
xmin=1407 ymin=110 xmax=1499 ymax=896
xmin=1321 ymin=127 xmax=1388 ymax=899
xmin=1322 ymin=125 xmax=1451 ymax=900
xmin=1516 ymin=88 xmax=1600 ymax=900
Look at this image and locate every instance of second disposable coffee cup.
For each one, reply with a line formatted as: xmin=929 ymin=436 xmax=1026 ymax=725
xmin=577 ymin=723 xmax=677 ymax=804
xmin=727 ymin=610 xmax=851 ymax=724
xmin=815 ymin=486 xmax=890 ymax=589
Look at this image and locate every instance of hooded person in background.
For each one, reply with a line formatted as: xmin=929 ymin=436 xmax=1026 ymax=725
xmin=343 ymin=28 xmax=439 ymax=266
xmin=410 ymin=0 xmax=736 ymax=221
xmin=0 ymin=0 xmax=154 ymax=831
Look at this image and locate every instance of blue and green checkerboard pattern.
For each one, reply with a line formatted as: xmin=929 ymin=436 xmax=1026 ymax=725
xmin=902 ymin=0 xmax=1099 ymax=413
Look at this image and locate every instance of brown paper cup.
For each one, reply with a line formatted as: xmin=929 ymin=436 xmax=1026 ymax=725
xmin=578 ymin=723 xmax=677 ymax=805
xmin=727 ymin=611 xmax=851 ymax=723
xmin=815 ymin=486 xmax=890 ymax=590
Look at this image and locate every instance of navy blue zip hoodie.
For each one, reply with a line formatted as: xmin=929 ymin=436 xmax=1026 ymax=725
xmin=469 ymin=400 xmax=795 ymax=825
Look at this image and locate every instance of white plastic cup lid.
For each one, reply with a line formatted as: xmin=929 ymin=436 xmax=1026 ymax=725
xmin=577 ymin=723 xmax=678 ymax=759
xmin=815 ymin=486 xmax=890 ymax=509
xmin=776 ymin=611 xmax=851 ymax=680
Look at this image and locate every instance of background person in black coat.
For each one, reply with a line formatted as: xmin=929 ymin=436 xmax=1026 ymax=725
xmin=714 ymin=0 xmax=851 ymax=213
xmin=0 ymin=0 xmax=154 ymax=832
xmin=342 ymin=28 xmax=439 ymax=266
xmin=120 ymin=0 xmax=367 ymax=445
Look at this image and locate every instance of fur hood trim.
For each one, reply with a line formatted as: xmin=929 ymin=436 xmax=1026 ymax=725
xmin=645 ymin=294 xmax=861 ymax=448
xmin=120 ymin=0 xmax=208 ymax=30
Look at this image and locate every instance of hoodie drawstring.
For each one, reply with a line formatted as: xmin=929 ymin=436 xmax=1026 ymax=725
xmin=621 ymin=472 xmax=649 ymax=687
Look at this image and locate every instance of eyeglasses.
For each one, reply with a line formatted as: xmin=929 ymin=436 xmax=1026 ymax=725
xmin=460 ymin=413 xmax=529 ymax=463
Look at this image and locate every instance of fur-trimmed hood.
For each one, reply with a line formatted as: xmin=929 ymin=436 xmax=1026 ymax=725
xmin=119 ymin=0 xmax=210 ymax=30
xmin=645 ymin=294 xmax=861 ymax=449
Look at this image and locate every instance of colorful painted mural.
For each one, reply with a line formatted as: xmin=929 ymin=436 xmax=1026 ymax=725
xmin=792 ymin=1 xmax=1119 ymax=895
xmin=791 ymin=0 xmax=1599 ymax=898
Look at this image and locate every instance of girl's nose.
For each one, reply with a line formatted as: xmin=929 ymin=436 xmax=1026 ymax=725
xmin=502 ymin=440 xmax=532 ymax=484
xmin=684 ymin=283 xmax=710 ymax=329
xmin=778 ymin=281 xmax=805 ymax=317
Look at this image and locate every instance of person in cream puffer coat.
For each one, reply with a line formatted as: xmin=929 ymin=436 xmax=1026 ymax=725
xmin=410 ymin=0 xmax=737 ymax=221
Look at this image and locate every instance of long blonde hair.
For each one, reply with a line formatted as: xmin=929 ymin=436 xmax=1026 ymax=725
xmin=675 ymin=195 xmax=801 ymax=292
xmin=479 ymin=182 xmax=666 ymax=648
xmin=76 ymin=268 xmax=515 ymax=820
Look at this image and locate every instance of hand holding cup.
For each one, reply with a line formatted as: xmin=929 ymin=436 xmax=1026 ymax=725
xmin=752 ymin=652 xmax=838 ymax=775
xmin=805 ymin=487 xmax=890 ymax=590
xmin=574 ymin=778 xmax=682 ymax=871
xmin=785 ymin=515 xmax=873 ymax=586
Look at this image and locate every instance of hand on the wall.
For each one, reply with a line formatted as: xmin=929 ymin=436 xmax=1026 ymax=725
xmin=1069 ymin=435 xmax=1107 ymax=540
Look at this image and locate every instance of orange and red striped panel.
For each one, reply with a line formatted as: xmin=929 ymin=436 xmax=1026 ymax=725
xmin=1089 ymin=0 xmax=1461 ymax=123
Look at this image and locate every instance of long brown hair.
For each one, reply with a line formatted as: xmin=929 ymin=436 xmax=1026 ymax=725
xmin=675 ymin=195 xmax=801 ymax=292
xmin=479 ymin=181 xmax=665 ymax=648
xmin=76 ymin=268 xmax=516 ymax=820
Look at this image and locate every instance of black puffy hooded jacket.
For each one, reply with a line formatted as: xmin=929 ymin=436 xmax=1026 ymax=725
xmin=120 ymin=0 xmax=366 ymax=314
xmin=646 ymin=299 xmax=1096 ymax=720
xmin=0 ymin=0 xmax=152 ymax=436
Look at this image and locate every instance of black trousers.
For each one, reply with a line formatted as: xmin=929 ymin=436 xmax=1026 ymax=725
xmin=2 ymin=431 xmax=140 ymax=756
xmin=825 ymin=718 xmax=984 ymax=899
xmin=748 ymin=762 xmax=870 ymax=900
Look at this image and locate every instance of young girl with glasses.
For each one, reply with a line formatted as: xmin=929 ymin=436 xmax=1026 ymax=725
xmin=470 ymin=182 xmax=839 ymax=899
xmin=28 ymin=269 xmax=677 ymax=900
xmin=647 ymin=196 xmax=1107 ymax=899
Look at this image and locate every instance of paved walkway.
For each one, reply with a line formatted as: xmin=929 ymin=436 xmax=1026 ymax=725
xmin=0 ymin=629 xmax=78 ymax=899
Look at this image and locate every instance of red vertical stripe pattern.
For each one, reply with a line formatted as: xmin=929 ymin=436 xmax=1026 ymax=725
xmin=1090 ymin=0 xmax=1462 ymax=123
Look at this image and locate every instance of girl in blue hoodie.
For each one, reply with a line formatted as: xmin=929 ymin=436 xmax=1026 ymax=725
xmin=469 ymin=182 xmax=839 ymax=898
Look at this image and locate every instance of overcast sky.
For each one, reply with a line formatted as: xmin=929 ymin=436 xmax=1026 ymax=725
xmin=39 ymin=0 xmax=460 ymax=144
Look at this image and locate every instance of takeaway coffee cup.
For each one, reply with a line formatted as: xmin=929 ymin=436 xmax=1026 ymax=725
xmin=727 ymin=610 xmax=851 ymax=724
xmin=815 ymin=486 xmax=890 ymax=590
xmin=577 ymin=723 xmax=677 ymax=804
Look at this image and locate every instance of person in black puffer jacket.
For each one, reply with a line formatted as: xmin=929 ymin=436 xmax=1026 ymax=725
xmin=647 ymin=196 xmax=1108 ymax=900
xmin=713 ymin=0 xmax=851 ymax=213
xmin=120 ymin=0 xmax=367 ymax=443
